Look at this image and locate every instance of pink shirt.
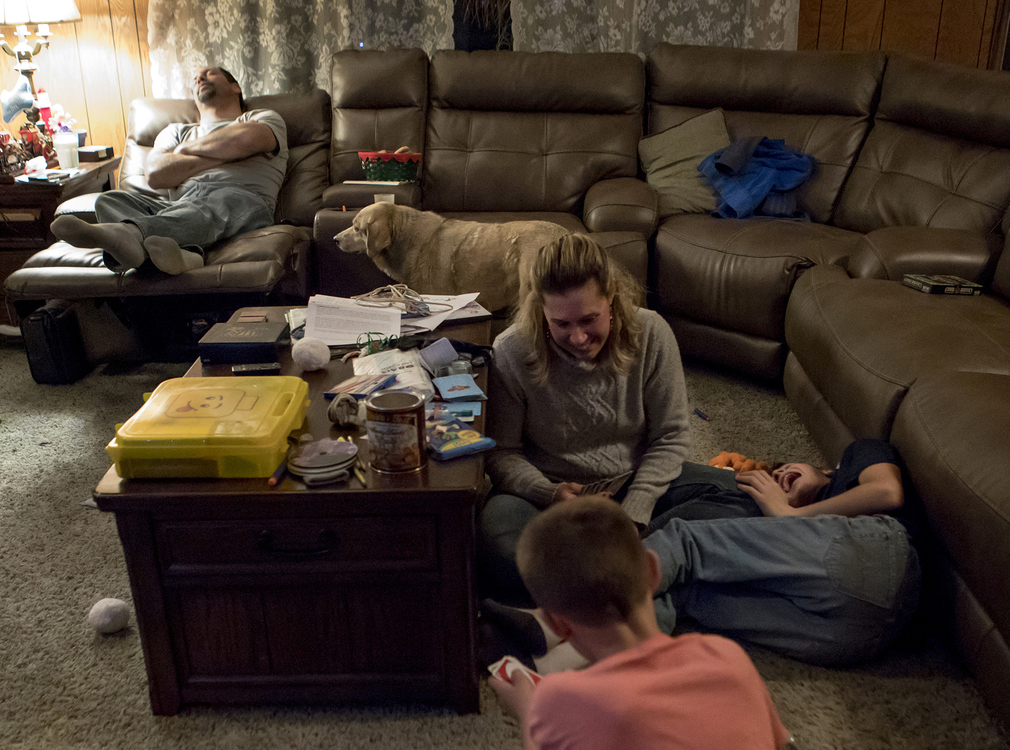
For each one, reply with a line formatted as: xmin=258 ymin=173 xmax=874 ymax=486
xmin=526 ymin=633 xmax=789 ymax=750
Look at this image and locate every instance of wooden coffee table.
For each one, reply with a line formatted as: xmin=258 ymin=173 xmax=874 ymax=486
xmin=94 ymin=310 xmax=490 ymax=715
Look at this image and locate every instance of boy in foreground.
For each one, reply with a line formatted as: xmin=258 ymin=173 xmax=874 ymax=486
xmin=489 ymin=496 xmax=791 ymax=750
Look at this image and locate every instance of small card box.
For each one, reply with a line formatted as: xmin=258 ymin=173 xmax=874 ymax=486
xmin=78 ymin=145 xmax=115 ymax=162
xmin=902 ymin=273 xmax=983 ymax=296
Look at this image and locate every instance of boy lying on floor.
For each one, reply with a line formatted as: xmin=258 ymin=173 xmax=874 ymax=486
xmin=488 ymin=495 xmax=791 ymax=750
xmin=483 ymin=439 xmax=921 ymax=669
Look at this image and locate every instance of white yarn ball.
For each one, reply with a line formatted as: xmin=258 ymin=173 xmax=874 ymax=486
xmin=88 ymin=598 xmax=131 ymax=633
xmin=292 ymin=337 xmax=331 ymax=371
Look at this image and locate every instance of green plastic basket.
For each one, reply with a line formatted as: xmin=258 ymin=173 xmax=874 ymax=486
xmin=359 ymin=151 xmax=421 ymax=182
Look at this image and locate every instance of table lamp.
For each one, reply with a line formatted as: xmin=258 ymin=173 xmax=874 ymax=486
xmin=1 ymin=0 xmax=82 ymax=125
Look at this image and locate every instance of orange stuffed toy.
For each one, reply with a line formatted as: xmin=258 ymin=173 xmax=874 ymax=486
xmin=708 ymin=451 xmax=770 ymax=473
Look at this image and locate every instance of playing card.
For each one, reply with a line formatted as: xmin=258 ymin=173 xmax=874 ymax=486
xmin=488 ymin=656 xmax=542 ymax=686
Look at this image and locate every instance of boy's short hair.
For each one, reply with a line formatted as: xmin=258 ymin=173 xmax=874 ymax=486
xmin=516 ymin=497 xmax=648 ymax=627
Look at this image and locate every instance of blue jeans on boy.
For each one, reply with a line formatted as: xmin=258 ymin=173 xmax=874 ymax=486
xmin=645 ymin=513 xmax=921 ymax=666
xmin=95 ymin=181 xmax=275 ymax=253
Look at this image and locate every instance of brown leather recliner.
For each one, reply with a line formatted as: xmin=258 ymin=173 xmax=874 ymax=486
xmin=4 ymin=89 xmax=331 ymax=366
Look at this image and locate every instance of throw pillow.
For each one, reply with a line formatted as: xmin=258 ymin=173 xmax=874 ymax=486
xmin=638 ymin=108 xmax=731 ymax=218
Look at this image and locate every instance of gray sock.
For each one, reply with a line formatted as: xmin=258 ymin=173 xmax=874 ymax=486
xmin=143 ymin=236 xmax=204 ymax=275
xmin=51 ymin=215 xmax=146 ymax=271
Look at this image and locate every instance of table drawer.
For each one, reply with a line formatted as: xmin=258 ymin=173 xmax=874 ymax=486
xmin=156 ymin=515 xmax=437 ymax=574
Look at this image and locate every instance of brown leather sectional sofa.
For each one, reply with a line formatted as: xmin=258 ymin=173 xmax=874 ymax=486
xmin=5 ymin=44 xmax=1010 ymax=728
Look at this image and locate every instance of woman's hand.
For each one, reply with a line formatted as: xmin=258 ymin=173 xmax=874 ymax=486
xmin=552 ymin=482 xmax=585 ymax=504
xmin=736 ymin=470 xmax=799 ymax=517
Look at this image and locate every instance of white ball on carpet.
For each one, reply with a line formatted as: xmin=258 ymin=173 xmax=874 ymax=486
xmin=292 ymin=337 xmax=331 ymax=371
xmin=88 ymin=598 xmax=130 ymax=633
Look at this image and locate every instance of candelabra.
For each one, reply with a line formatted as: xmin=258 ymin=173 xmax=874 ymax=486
xmin=1 ymin=1 xmax=82 ymax=126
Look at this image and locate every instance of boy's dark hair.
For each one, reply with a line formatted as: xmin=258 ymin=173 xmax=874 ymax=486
xmin=516 ymin=496 xmax=648 ymax=627
xmin=218 ymin=67 xmax=246 ymax=111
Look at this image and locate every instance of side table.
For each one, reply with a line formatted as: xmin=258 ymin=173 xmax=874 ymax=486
xmin=0 ymin=157 xmax=122 ymax=326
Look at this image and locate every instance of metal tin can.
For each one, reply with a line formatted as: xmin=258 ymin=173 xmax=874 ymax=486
xmin=364 ymin=390 xmax=427 ymax=473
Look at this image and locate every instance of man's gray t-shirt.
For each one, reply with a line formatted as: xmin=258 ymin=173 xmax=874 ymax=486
xmin=152 ymin=109 xmax=288 ymax=211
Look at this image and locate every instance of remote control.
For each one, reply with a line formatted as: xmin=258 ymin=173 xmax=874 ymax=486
xmin=231 ymin=362 xmax=282 ymax=376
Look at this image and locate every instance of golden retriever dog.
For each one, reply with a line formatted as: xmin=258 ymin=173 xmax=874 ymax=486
xmin=335 ymin=202 xmax=569 ymax=312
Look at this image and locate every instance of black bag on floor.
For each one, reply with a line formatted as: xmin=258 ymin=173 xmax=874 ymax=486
xmin=21 ymin=301 xmax=92 ymax=384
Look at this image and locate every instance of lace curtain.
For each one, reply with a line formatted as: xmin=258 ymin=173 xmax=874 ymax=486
xmin=147 ymin=0 xmax=454 ymax=98
xmin=511 ymin=0 xmax=799 ymax=53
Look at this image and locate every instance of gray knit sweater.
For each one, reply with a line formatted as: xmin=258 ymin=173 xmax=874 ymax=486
xmin=486 ymin=308 xmax=692 ymax=524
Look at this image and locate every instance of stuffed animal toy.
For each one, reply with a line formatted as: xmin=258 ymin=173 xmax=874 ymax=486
xmin=709 ymin=451 xmax=770 ymax=473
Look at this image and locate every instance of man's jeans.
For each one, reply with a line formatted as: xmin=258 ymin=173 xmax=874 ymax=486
xmin=646 ymin=513 xmax=921 ymax=666
xmin=95 ymin=182 xmax=274 ymax=253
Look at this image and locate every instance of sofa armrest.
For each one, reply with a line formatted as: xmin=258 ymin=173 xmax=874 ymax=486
xmin=322 ymin=182 xmax=421 ymax=210
xmin=847 ymin=227 xmax=1003 ymax=284
xmin=583 ymin=178 xmax=657 ymax=236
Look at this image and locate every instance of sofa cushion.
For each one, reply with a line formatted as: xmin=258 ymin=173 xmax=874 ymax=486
xmin=653 ymin=214 xmax=861 ymax=341
xmin=994 ymin=232 xmax=1010 ymax=301
xmin=253 ymin=90 xmax=332 ymax=226
xmin=638 ymin=108 xmax=729 ymax=218
xmin=835 ymin=55 xmax=1010 ymax=234
xmin=785 ymin=264 xmax=1010 ymax=440
xmin=846 ymin=227 xmax=1002 ymax=282
xmin=646 ymin=44 xmax=884 ymax=224
xmin=422 ymin=50 xmax=644 ymax=214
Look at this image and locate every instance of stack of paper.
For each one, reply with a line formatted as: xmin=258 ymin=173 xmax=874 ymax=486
xmin=303 ymin=293 xmax=488 ymax=345
xmin=303 ymin=295 xmax=400 ymax=346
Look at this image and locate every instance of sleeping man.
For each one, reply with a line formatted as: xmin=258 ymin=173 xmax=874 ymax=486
xmin=52 ymin=66 xmax=287 ymax=275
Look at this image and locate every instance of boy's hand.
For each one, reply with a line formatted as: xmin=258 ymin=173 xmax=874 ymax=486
xmin=489 ymin=671 xmax=538 ymax=722
xmin=736 ymin=470 xmax=798 ymax=517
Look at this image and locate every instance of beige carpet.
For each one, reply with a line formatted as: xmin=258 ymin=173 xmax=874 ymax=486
xmin=0 ymin=332 xmax=1006 ymax=749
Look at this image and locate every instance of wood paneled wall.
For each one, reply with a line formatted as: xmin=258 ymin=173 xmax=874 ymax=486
xmin=799 ymin=0 xmax=1009 ymax=68
xmin=1 ymin=0 xmax=150 ymax=162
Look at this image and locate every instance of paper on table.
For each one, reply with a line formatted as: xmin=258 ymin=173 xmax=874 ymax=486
xmin=304 ymin=295 xmax=400 ymax=346
xmin=352 ymin=347 xmax=434 ymax=400
xmin=446 ymin=300 xmax=492 ymax=321
xmin=399 ymin=293 xmax=481 ymax=334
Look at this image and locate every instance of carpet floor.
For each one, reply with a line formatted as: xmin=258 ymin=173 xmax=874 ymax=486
xmin=1 ymin=332 xmax=1006 ymax=749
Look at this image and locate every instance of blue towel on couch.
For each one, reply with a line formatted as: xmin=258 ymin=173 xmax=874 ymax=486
xmin=699 ymin=137 xmax=815 ymax=219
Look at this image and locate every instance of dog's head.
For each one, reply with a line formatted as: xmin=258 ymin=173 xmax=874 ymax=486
xmin=334 ymin=202 xmax=397 ymax=259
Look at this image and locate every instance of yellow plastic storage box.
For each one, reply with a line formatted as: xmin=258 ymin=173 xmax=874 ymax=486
xmin=107 ymin=376 xmax=310 ymax=479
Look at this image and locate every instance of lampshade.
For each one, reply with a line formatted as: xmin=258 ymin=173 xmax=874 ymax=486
xmin=1 ymin=0 xmax=82 ymax=25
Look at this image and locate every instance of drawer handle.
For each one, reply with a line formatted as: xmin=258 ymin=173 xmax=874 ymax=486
xmin=257 ymin=529 xmax=337 ymax=558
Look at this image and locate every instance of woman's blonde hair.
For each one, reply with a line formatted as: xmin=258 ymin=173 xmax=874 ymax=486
xmin=512 ymin=234 xmax=644 ymax=385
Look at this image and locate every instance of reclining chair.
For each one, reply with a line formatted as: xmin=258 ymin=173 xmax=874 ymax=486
xmin=3 ymin=89 xmax=331 ymax=382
